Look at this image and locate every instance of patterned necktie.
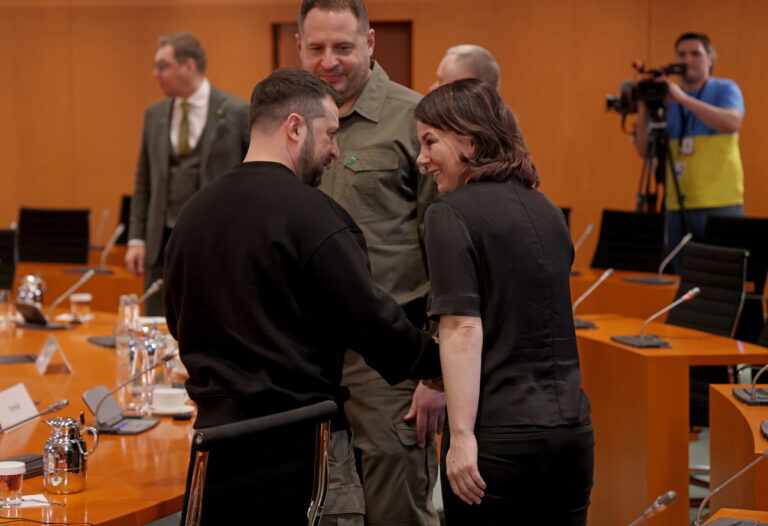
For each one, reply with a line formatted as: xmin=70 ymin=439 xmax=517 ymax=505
xmin=178 ymin=101 xmax=191 ymax=157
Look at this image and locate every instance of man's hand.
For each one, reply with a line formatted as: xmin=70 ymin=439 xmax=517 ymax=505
xmin=446 ymin=431 xmax=486 ymax=505
xmin=422 ymin=377 xmax=444 ymax=392
xmin=403 ymin=381 xmax=446 ymax=448
xmin=664 ymin=78 xmax=688 ymax=104
xmin=125 ymin=245 xmax=146 ymax=275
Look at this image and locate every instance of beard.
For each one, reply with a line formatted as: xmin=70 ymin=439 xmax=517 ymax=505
xmin=296 ymin=128 xmax=326 ymax=188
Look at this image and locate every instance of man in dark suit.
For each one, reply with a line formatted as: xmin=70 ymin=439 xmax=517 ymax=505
xmin=126 ymin=32 xmax=249 ymax=315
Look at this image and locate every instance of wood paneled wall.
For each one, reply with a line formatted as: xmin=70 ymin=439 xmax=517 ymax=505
xmin=1 ymin=0 xmax=766 ymax=268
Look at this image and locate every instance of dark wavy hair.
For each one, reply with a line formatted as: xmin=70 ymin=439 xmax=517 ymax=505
xmin=414 ymin=78 xmax=538 ymax=188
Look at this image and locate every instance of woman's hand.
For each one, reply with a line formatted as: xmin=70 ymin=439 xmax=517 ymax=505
xmin=446 ymin=432 xmax=486 ymax=505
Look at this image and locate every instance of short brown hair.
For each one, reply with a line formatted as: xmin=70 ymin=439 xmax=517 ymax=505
xmin=675 ymin=32 xmax=717 ymax=72
xmin=158 ymin=32 xmax=207 ymax=74
xmin=298 ymin=0 xmax=370 ymax=34
xmin=250 ymin=68 xmax=341 ymax=131
xmin=415 ymin=79 xmax=538 ymax=188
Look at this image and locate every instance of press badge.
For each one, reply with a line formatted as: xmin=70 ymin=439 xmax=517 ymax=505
xmin=674 ymin=161 xmax=686 ymax=178
xmin=680 ymin=136 xmax=695 ymax=155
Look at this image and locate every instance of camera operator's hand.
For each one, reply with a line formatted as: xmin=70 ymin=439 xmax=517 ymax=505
xmin=663 ymin=78 xmax=688 ymax=104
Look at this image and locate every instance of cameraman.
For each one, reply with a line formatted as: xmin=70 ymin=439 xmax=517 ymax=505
xmin=635 ymin=32 xmax=744 ymax=264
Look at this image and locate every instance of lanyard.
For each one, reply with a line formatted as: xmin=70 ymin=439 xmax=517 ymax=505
xmin=677 ymin=81 xmax=708 ymax=143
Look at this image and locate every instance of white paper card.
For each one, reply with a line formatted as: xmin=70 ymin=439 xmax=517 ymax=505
xmin=35 ymin=335 xmax=72 ymax=375
xmin=0 ymin=382 xmax=37 ymax=430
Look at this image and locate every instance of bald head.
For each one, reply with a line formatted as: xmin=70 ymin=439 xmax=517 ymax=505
xmin=429 ymin=44 xmax=500 ymax=92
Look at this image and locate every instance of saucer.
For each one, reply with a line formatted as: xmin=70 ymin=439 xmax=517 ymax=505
xmin=149 ymin=404 xmax=195 ymax=416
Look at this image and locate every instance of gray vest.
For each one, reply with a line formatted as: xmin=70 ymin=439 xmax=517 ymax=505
xmin=166 ymin=137 xmax=203 ymax=228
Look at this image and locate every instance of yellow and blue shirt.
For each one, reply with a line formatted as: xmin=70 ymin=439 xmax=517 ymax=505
xmin=665 ymin=77 xmax=744 ymax=211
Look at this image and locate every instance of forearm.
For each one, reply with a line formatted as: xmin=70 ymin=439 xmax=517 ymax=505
xmin=439 ymin=315 xmax=483 ymax=437
xmin=679 ymin=95 xmax=742 ymax=133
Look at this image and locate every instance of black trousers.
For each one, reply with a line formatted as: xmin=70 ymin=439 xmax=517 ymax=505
xmin=441 ymin=424 xmax=595 ymax=526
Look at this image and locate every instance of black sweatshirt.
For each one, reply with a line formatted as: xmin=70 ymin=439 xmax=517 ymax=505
xmin=164 ymin=162 xmax=440 ymax=428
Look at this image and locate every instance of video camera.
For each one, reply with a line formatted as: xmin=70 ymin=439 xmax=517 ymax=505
xmin=606 ymin=61 xmax=687 ymax=117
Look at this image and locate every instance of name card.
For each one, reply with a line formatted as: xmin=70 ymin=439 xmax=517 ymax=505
xmin=35 ymin=335 xmax=73 ymax=375
xmin=0 ymin=383 xmax=37 ymax=431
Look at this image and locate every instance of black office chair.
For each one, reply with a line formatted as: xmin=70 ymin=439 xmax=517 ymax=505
xmin=17 ymin=208 xmax=90 ymax=264
xmin=182 ymin=400 xmax=337 ymax=526
xmin=590 ymin=209 xmax=666 ymax=272
xmin=665 ymin=242 xmax=748 ymax=429
xmin=704 ymin=215 xmax=768 ymax=343
xmin=0 ymin=229 xmax=18 ymax=290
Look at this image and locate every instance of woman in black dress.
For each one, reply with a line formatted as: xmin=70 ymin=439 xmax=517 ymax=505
xmin=415 ymin=79 xmax=594 ymax=526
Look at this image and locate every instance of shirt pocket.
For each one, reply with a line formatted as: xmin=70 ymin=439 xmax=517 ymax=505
xmin=341 ymin=149 xmax=402 ymax=223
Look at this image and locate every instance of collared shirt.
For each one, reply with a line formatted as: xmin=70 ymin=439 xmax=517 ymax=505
xmin=170 ymin=77 xmax=210 ymax=155
xmin=318 ymin=62 xmax=438 ymax=306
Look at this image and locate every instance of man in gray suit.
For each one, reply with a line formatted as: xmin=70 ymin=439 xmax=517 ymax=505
xmin=126 ymin=32 xmax=249 ymax=315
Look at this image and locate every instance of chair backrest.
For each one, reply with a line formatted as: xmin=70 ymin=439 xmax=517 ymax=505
xmin=117 ymin=195 xmax=131 ymax=245
xmin=18 ymin=208 xmax=90 ymax=264
xmin=666 ymin=242 xmax=748 ymax=338
xmin=0 ymin=229 xmax=18 ymax=290
xmin=182 ymin=400 xmax=337 ymax=526
xmin=757 ymin=322 xmax=768 ymax=348
xmin=704 ymin=215 xmax=768 ymax=294
xmin=590 ymin=209 xmax=665 ymax=272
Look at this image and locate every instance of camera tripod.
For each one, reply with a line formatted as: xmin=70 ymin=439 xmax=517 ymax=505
xmin=637 ymin=110 xmax=689 ymax=234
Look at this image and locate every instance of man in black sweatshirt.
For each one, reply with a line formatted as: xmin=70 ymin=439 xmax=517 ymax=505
xmin=164 ymin=68 xmax=440 ymax=525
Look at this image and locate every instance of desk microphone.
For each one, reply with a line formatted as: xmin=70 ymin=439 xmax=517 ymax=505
xmin=91 ymin=209 xmax=110 ymax=250
xmin=138 ymin=279 xmax=163 ymax=305
xmin=0 ymin=399 xmax=69 ymax=433
xmin=611 ymin=287 xmax=700 ymax=348
xmin=626 ymin=490 xmax=676 ymax=526
xmin=570 ymin=223 xmax=595 ymax=277
xmin=573 ymin=223 xmax=594 ymax=252
xmin=14 ymin=270 xmax=96 ymax=330
xmin=733 ymin=362 xmax=768 ymax=406
xmin=65 ymin=223 xmax=124 ymax=275
xmin=572 ymin=268 xmax=614 ymax=329
xmin=47 ymin=269 xmax=96 ymax=318
xmin=91 ymin=350 xmax=178 ymax=424
xmin=624 ymin=233 xmax=692 ymax=285
xmin=694 ymin=447 xmax=768 ymax=526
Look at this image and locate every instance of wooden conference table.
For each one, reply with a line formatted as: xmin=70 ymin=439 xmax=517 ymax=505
xmin=0 ymin=313 xmax=191 ymax=525
xmin=575 ymin=314 xmax=768 ymax=526
xmin=709 ymin=383 xmax=768 ymax=513
xmin=706 ymin=507 xmax=768 ymax=523
xmin=15 ymin=262 xmax=143 ymax=313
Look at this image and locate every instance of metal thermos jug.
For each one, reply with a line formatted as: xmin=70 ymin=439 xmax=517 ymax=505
xmin=42 ymin=417 xmax=99 ymax=494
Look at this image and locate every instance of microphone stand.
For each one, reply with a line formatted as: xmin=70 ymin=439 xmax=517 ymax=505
xmin=733 ymin=362 xmax=768 ymax=406
xmin=92 ymin=351 xmax=177 ymax=424
xmin=64 ymin=224 xmax=124 ymax=275
xmin=624 ymin=233 xmax=692 ymax=285
xmin=572 ymin=268 xmax=614 ymax=329
xmin=138 ymin=279 xmax=163 ymax=306
xmin=694 ymin=448 xmax=768 ymax=526
xmin=14 ymin=270 xmax=96 ymax=330
xmin=611 ymin=287 xmax=700 ymax=347
xmin=570 ymin=223 xmax=594 ymax=277
xmin=626 ymin=490 xmax=677 ymax=526
xmin=0 ymin=400 xmax=69 ymax=433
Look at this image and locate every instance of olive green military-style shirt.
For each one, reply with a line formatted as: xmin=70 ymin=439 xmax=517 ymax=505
xmin=318 ymin=61 xmax=438 ymax=306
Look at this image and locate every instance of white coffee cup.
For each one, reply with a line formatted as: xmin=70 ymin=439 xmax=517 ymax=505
xmin=152 ymin=386 xmax=188 ymax=411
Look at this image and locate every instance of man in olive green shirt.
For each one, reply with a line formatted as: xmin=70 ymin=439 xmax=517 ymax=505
xmin=297 ymin=1 xmax=443 ymax=525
